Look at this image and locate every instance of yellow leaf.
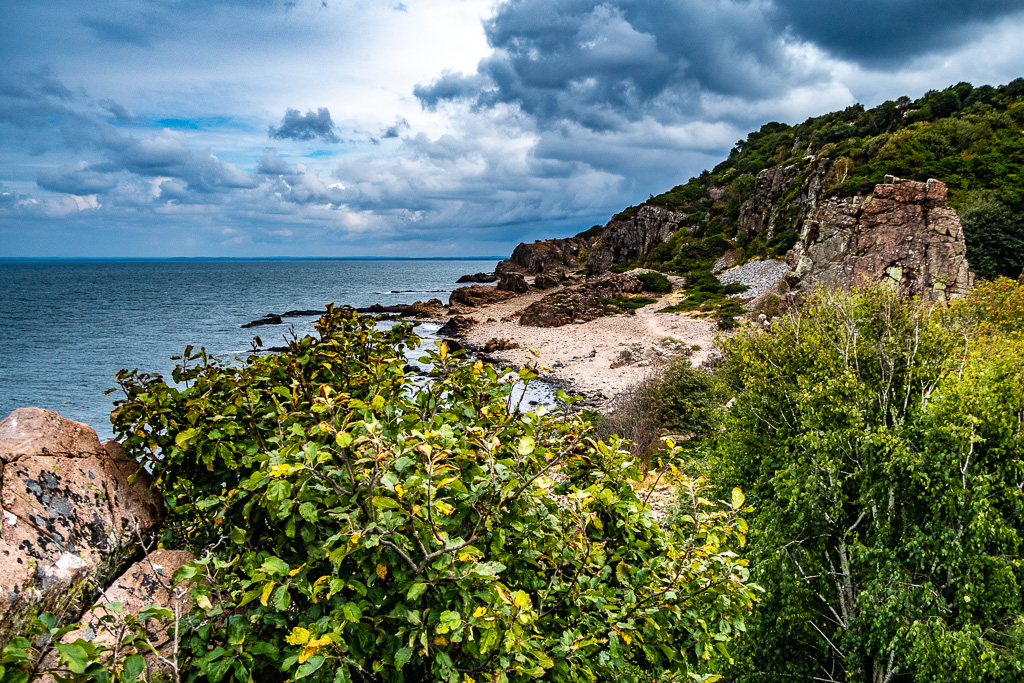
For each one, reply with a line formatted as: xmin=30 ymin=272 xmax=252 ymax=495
xmin=350 ymin=532 xmax=361 ymax=545
xmin=463 ymin=675 xmax=476 ymax=683
xmin=513 ymin=590 xmax=531 ymax=609
xmin=434 ymin=636 xmax=448 ymax=646
xmin=196 ymin=595 xmax=213 ymax=611
xmin=376 ymin=564 xmax=388 ymax=580
xmin=496 ymin=587 xmax=512 ymax=605
xmin=286 ymin=627 xmax=311 ymax=646
xmin=260 ymin=581 xmax=275 ymax=606
xmin=395 ymin=483 xmax=405 ymax=497
xmin=473 ymin=607 xmax=487 ymax=618
xmin=371 ymin=395 xmax=385 ymax=412
xmin=298 ymin=636 xmax=331 ymax=663
xmin=268 ymin=463 xmax=295 ymax=478
xmin=289 ymin=563 xmax=306 ymax=577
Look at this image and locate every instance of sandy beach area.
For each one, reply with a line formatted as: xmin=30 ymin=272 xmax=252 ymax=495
xmin=451 ymin=287 xmax=719 ymax=404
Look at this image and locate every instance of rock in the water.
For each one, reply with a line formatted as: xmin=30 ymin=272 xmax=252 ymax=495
xmin=400 ymin=298 xmax=445 ymax=318
xmin=497 ymin=272 xmax=529 ymax=293
xmin=456 ymin=272 xmax=498 ymax=283
xmin=0 ymin=409 xmax=164 ymax=650
xmin=241 ymin=313 xmax=282 ymax=328
xmin=448 ymin=285 xmax=515 ymax=308
xmin=438 ymin=315 xmax=476 ymax=337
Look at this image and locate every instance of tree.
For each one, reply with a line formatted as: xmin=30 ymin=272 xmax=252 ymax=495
xmin=106 ymin=307 xmax=756 ymax=683
xmin=716 ymin=285 xmax=1024 ymax=682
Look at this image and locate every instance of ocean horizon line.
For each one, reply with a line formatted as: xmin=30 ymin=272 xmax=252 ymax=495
xmin=0 ymin=256 xmax=504 ymax=263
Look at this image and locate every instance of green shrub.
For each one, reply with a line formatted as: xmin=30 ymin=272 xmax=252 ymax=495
xmin=635 ymin=271 xmax=673 ymax=293
xmin=718 ymin=285 xmax=1024 ymax=681
xmin=107 ymin=308 xmax=756 ymax=683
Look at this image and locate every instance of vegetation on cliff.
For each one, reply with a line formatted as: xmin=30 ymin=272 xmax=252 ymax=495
xmin=597 ymin=79 xmax=1024 ymax=282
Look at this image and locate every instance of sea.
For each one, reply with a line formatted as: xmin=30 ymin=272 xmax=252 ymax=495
xmin=0 ymin=258 xmax=551 ymax=441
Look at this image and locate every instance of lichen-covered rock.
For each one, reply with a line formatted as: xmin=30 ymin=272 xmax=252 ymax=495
xmin=786 ymin=177 xmax=973 ymax=300
xmin=0 ymin=408 xmax=163 ymax=649
xmin=497 ymin=272 xmax=529 ymax=293
xmin=594 ymin=206 xmax=688 ymax=267
xmin=39 ymin=549 xmax=195 ymax=679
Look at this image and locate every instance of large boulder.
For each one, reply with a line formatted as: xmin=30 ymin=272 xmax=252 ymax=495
xmin=448 ymin=285 xmax=516 ymax=308
xmin=0 ymin=409 xmax=164 ymax=649
xmin=495 ymin=238 xmax=583 ymax=276
xmin=496 ymin=272 xmax=529 ymax=293
xmin=438 ymin=315 xmax=476 ymax=337
xmin=39 ymin=549 xmax=195 ymax=679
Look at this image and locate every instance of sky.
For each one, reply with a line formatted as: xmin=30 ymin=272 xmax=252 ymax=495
xmin=3 ymin=1 xmax=1024 ymax=258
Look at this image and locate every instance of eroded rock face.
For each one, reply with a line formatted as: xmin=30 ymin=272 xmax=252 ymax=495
xmin=595 ymin=206 xmax=688 ymax=267
xmin=495 ymin=238 xmax=583 ymax=276
xmin=519 ymin=274 xmax=643 ymax=328
xmin=0 ymin=408 xmax=164 ymax=649
xmin=786 ymin=177 xmax=973 ymax=300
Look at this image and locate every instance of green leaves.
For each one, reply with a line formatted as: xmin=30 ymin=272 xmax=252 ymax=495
xmin=108 ymin=306 xmax=755 ymax=683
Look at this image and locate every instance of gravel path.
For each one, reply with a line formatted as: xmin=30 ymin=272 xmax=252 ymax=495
xmin=717 ymin=258 xmax=789 ymax=303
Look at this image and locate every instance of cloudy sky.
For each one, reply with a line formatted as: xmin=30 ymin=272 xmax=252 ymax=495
xmin=3 ymin=1 xmax=1024 ymax=258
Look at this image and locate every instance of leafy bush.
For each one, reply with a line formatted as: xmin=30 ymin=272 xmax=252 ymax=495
xmin=602 ymin=295 xmax=657 ymax=313
xmin=108 ymin=308 xmax=756 ymax=683
xmin=635 ymin=272 xmax=673 ymax=293
xmin=717 ymin=285 xmax=1024 ymax=681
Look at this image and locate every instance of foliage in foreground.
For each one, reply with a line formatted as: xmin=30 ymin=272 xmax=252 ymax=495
xmin=716 ymin=283 xmax=1024 ymax=682
xmin=96 ymin=308 xmax=755 ymax=683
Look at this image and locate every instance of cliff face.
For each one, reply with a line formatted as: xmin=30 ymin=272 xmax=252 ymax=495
xmin=495 ymin=205 xmax=688 ymax=276
xmin=786 ymin=177 xmax=973 ymax=301
xmin=498 ymin=159 xmax=973 ymax=301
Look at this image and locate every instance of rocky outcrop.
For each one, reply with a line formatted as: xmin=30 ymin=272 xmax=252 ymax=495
xmin=0 ymin=409 xmax=164 ymax=649
xmin=519 ymin=274 xmax=643 ymax=328
xmin=448 ymin=285 xmax=516 ymax=308
xmin=495 ymin=238 xmax=584 ymax=276
xmin=497 ymin=272 xmax=529 ymax=293
xmin=532 ymin=273 xmax=560 ymax=290
xmin=786 ymin=177 xmax=973 ymax=300
xmin=591 ymin=206 xmax=688 ymax=270
xmin=456 ymin=272 xmax=498 ymax=283
xmin=737 ymin=158 xmax=849 ymax=241
xmin=400 ymin=298 xmax=445 ymax=318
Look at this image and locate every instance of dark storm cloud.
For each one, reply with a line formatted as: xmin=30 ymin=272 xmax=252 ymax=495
xmin=37 ymin=163 xmax=119 ymax=194
xmin=268 ymin=108 xmax=340 ymax=143
xmin=416 ymin=0 xmax=1024 ymax=132
xmin=416 ymin=0 xmax=797 ymax=130
xmin=771 ymin=0 xmax=1024 ymax=62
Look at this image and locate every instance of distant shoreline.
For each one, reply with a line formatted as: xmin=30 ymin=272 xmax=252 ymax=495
xmin=0 ymin=256 xmax=504 ymax=263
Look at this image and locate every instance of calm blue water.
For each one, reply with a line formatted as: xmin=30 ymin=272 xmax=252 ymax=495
xmin=0 ymin=259 xmax=501 ymax=440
